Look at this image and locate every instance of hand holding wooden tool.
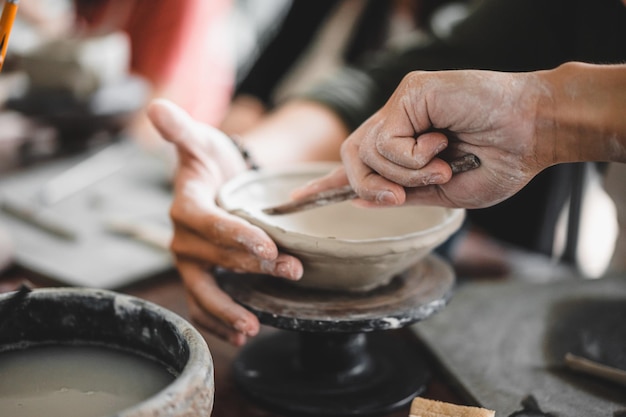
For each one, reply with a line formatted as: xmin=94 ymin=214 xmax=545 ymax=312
xmin=0 ymin=0 xmax=19 ymax=73
xmin=263 ymin=154 xmax=480 ymax=215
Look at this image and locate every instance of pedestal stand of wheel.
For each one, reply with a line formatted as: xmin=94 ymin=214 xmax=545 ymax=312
xmin=218 ymin=254 xmax=455 ymax=417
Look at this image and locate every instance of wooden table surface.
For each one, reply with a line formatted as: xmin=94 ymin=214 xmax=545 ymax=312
xmin=0 ymin=264 xmax=467 ymax=417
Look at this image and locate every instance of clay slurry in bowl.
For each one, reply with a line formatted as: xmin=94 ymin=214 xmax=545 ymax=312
xmin=0 ymin=344 xmax=175 ymax=417
xmin=0 ymin=287 xmax=215 ymax=417
xmin=218 ymin=163 xmax=464 ymax=292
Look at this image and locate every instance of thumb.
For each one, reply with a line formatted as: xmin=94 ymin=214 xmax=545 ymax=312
xmin=147 ymin=98 xmax=197 ymax=150
xmin=147 ymin=99 xmax=248 ymax=180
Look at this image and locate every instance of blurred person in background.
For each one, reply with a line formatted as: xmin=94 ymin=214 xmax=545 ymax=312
xmin=220 ymin=0 xmax=470 ymax=136
xmin=72 ymin=0 xmax=235 ymax=149
xmin=73 ymin=0 xmax=235 ymax=126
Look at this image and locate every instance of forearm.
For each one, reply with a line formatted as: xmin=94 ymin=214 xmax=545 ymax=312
xmin=536 ymin=62 xmax=626 ymax=165
xmin=219 ymin=95 xmax=267 ymax=137
xmin=239 ymin=100 xmax=349 ymax=167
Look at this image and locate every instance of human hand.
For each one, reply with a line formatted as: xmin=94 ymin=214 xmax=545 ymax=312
xmin=295 ymin=69 xmax=551 ymax=209
xmin=147 ymin=99 xmax=303 ymax=346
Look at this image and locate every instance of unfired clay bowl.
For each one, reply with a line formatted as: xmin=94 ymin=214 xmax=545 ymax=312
xmin=217 ymin=163 xmax=465 ymax=292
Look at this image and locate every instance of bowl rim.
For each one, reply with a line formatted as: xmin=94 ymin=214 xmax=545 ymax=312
xmin=217 ymin=162 xmax=465 ymax=246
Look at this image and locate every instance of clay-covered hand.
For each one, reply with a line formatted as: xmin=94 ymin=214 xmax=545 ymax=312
xmin=147 ymin=99 xmax=303 ymax=346
xmin=294 ymin=69 xmax=549 ymax=209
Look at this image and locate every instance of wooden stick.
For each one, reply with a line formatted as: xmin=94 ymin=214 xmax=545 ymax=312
xmin=105 ymin=217 xmax=172 ymax=251
xmin=262 ymin=185 xmax=357 ymax=216
xmin=1 ymin=196 xmax=77 ymax=241
xmin=565 ymin=352 xmax=626 ymax=387
xmin=263 ymin=154 xmax=480 ymax=215
xmin=449 ymin=153 xmax=480 ymax=174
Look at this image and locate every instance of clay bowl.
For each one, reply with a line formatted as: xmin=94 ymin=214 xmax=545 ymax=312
xmin=0 ymin=287 xmax=214 ymax=416
xmin=217 ymin=163 xmax=465 ymax=292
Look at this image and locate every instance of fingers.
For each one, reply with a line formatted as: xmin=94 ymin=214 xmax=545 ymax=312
xmin=291 ymin=126 xmax=454 ymax=207
xmin=172 ymin=225 xmax=303 ymax=279
xmin=341 ymin=126 xmax=406 ymax=205
xmin=179 ymin=260 xmax=260 ymax=346
xmin=186 ymin=294 xmax=249 ymax=346
xmin=361 ymin=130 xmax=453 ymax=188
xmin=170 ymin=194 xmax=304 ymax=279
xmin=375 ymin=131 xmax=448 ymax=169
xmin=171 ymin=196 xmax=276 ymax=258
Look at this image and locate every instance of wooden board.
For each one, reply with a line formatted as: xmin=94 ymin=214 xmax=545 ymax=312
xmin=412 ymin=276 xmax=626 ymax=416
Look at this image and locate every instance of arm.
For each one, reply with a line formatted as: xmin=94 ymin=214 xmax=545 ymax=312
xmin=538 ymin=62 xmax=626 ymax=165
xmin=294 ymin=62 xmax=626 ymax=209
xmin=284 ymin=0 xmax=626 ymax=251
xmin=239 ymin=100 xmax=348 ymax=165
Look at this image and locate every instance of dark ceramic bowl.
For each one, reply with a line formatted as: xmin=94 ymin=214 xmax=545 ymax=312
xmin=0 ymin=287 xmax=214 ymax=416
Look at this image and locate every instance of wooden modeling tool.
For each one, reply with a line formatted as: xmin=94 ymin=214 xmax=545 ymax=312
xmin=564 ymin=352 xmax=626 ymax=387
xmin=263 ymin=153 xmax=480 ymax=215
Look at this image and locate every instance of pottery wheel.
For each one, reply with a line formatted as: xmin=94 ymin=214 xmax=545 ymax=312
xmin=217 ymin=253 xmax=455 ymax=332
xmin=217 ymin=254 xmax=455 ymax=417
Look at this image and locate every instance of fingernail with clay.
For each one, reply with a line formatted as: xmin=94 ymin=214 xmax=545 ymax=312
xmin=229 ymin=333 xmax=246 ymax=347
xmin=234 ymin=319 xmax=251 ymax=333
xmin=252 ymin=244 xmax=273 ymax=259
xmin=427 ymin=174 xmax=445 ymax=185
xmin=276 ymin=262 xmax=303 ymax=280
xmin=376 ymin=191 xmax=398 ymax=205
